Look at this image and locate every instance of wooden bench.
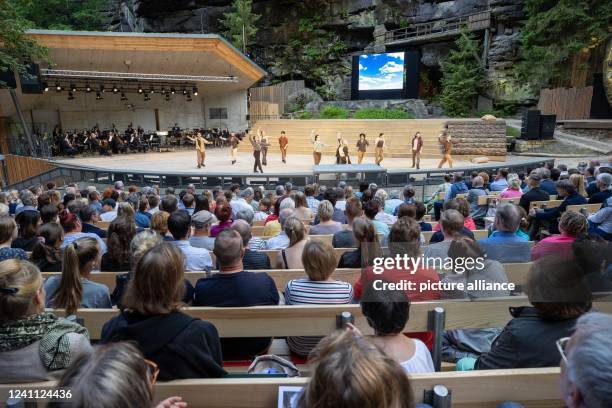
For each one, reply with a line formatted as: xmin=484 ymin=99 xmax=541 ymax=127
xmin=96 ymin=221 xmax=110 ymax=230
xmin=45 ymin=263 xmax=534 ymax=294
xmin=566 ymin=203 xmax=602 ymax=216
xmin=422 ymin=229 xmax=489 ymax=242
xmin=499 ymin=198 xmax=520 ymax=206
xmin=0 ymin=367 xmax=563 ymax=407
xmin=530 ymin=200 xmax=563 ymax=209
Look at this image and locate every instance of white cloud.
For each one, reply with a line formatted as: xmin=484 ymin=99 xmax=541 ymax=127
xmin=359 ymin=63 xmax=366 ymax=71
xmin=359 ymin=73 xmax=403 ymax=90
xmin=387 ymin=52 xmax=404 ymax=61
xmin=379 ymin=61 xmax=404 ymax=74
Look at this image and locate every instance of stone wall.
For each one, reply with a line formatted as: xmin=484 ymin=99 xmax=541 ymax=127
xmin=446 ymin=119 xmax=507 ymax=157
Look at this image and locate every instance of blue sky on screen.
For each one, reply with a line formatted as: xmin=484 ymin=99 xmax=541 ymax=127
xmin=358 ymin=52 xmax=405 ymax=90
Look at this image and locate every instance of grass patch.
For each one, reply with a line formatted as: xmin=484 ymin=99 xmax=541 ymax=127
xmin=353 ymin=107 xmax=414 ymax=119
xmin=319 ymin=106 xmax=349 ymax=119
xmin=506 ymin=125 xmax=521 ymax=137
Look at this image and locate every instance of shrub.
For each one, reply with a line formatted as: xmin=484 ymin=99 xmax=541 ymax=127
xmin=506 ymin=126 xmax=520 ymax=138
xmin=319 ymin=106 xmax=349 ymax=119
xmin=297 ymin=111 xmax=312 ymax=119
xmin=353 ymin=108 xmax=414 ymax=119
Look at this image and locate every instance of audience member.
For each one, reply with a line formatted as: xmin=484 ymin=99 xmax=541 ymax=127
xmin=40 ymin=203 xmax=60 ymax=224
xmin=292 ymin=191 xmax=313 ymax=220
xmin=588 ymin=196 xmax=612 ymax=240
xmin=253 ymin=197 xmax=271 ymax=221
xmin=100 ymin=198 xmax=118 ymax=222
xmin=150 ymin=211 xmax=172 ymax=240
xmin=134 ymin=196 xmax=151 ymax=228
xmin=338 ymin=217 xmax=383 ymax=268
xmin=363 ymin=199 xmax=390 ymax=240
xmin=230 ymin=220 xmax=271 ymax=270
xmin=44 ymin=237 xmax=111 ymax=315
xmin=447 ymin=172 xmax=469 ymax=200
xmin=489 ymin=169 xmax=509 ymax=192
xmin=298 ymin=330 xmax=415 ymax=408
xmin=168 ymin=210 xmax=212 ymax=271
xmin=309 ymin=200 xmax=342 ymax=235
xmin=12 ymin=210 xmax=40 ymax=251
xmin=499 ymin=173 xmax=523 ymax=199
xmin=314 ymin=188 xmax=346 ymax=224
xmin=31 ymin=223 xmax=63 ymax=272
xmin=467 ymin=175 xmax=489 ymax=226
xmin=538 ymin=168 xmax=558 ymax=195
xmin=0 ymin=215 xmax=30 ymax=261
xmin=101 ymin=243 xmax=225 ymax=380
xmin=210 ymin=202 xmax=233 ymax=237
xmin=101 ymin=216 xmax=135 ymax=271
xmin=423 ymin=209 xmax=465 ymax=265
xmin=275 ymin=216 xmax=307 ymax=269
xmin=531 ymin=211 xmax=588 ymax=261
xmin=569 ymin=173 xmax=587 ymax=198
xmin=530 ymin=179 xmax=587 ymax=237
xmin=160 ymin=195 xmax=179 ymax=213
xmin=518 ymin=170 xmax=550 ymax=213
xmin=361 ymin=286 xmax=435 ymax=373
xmin=189 ymin=210 xmax=216 ymax=250
xmin=284 ymin=240 xmax=353 ymax=357
xmin=194 ymin=229 xmax=279 ymax=360
xmin=588 ymin=172 xmax=612 ymax=204
xmin=429 ymin=199 xmax=475 ymax=244
xmin=79 ymin=205 xmax=106 ymax=238
xmin=430 ymin=174 xmax=452 ymax=220
xmin=332 ymin=197 xmax=362 ymax=248
xmin=0 ymin=259 xmax=91 ymax=382
xmin=385 ymin=189 xmax=404 ymax=215
xmin=59 ymin=210 xmax=107 ymax=253
xmin=478 ymin=204 xmax=532 ymax=263
xmin=265 ymin=208 xmax=295 ymax=249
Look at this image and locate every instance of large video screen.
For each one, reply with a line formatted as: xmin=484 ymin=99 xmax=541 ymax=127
xmin=358 ymin=52 xmax=405 ymax=91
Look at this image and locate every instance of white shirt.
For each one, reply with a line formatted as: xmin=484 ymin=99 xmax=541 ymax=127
xmin=100 ymin=210 xmax=117 ymax=222
xmin=253 ymin=211 xmax=268 ymax=222
xmin=375 ymin=211 xmax=396 ymax=225
xmin=399 ymin=339 xmax=435 ymax=374
xmin=169 ymin=240 xmax=213 ymax=271
xmin=265 ymin=232 xmax=290 ymax=250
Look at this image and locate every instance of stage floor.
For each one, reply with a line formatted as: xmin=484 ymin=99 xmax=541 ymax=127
xmin=53 ymin=147 xmax=545 ymax=174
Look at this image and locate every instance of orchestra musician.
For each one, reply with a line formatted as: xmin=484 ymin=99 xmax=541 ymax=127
xmin=61 ymin=133 xmax=78 ymax=157
xmin=109 ymin=131 xmax=128 ymax=154
xmin=129 ymin=128 xmax=149 ymax=153
xmin=187 ymin=131 xmax=213 ymax=168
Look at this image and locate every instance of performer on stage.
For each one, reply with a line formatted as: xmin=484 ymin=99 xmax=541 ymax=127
xmin=279 ymin=130 xmax=289 ymax=163
xmin=310 ymin=131 xmax=326 ymax=165
xmin=230 ymin=132 xmax=240 ymax=165
xmin=258 ymin=128 xmax=270 ymax=166
xmin=374 ymin=133 xmax=386 ymax=166
xmin=411 ymin=131 xmax=423 ymax=169
xmin=187 ymin=131 xmax=213 ymax=168
xmin=356 ymin=133 xmax=369 ymax=164
xmin=249 ymin=132 xmax=264 ymax=173
xmin=336 ymin=134 xmax=352 ymax=164
xmin=437 ymin=130 xmax=453 ymax=168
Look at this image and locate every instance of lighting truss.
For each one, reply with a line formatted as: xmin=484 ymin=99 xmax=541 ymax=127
xmin=41 ymin=69 xmax=238 ymax=83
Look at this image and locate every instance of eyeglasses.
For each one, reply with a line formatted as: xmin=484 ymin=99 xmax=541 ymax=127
xmin=556 ymin=337 xmax=570 ymax=364
xmin=144 ymin=359 xmax=159 ymax=385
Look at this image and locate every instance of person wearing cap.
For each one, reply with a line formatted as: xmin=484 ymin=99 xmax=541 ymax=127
xmin=518 ymin=170 xmax=551 ymax=213
xmin=114 ymin=181 xmax=124 ymax=192
xmin=168 ymin=210 xmax=212 ymax=271
xmin=189 ymin=210 xmax=216 ymax=251
xmin=100 ymin=198 xmax=118 ymax=222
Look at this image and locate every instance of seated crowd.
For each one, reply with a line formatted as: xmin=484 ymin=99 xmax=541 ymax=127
xmin=0 ymin=160 xmax=611 ymax=407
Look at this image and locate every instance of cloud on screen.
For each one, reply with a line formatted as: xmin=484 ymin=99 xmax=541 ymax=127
xmin=358 ymin=52 xmax=404 ymax=90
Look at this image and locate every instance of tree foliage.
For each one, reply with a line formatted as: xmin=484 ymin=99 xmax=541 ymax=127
xmin=0 ymin=0 xmax=48 ymax=86
xmin=14 ymin=0 xmax=107 ymax=31
xmin=221 ymin=0 xmax=261 ymax=53
xmin=515 ymin=0 xmax=612 ymax=89
xmin=439 ymin=30 xmax=483 ymax=117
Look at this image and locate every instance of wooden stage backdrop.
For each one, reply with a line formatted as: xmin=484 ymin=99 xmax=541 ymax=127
xmin=2 ymin=155 xmax=56 ymax=187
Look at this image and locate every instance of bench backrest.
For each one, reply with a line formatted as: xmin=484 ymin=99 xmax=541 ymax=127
xmin=566 ymin=203 xmax=602 ymax=215
xmin=0 ymin=368 xmax=563 ymax=408
xmin=422 ymin=229 xmax=489 ymax=242
xmin=530 ymin=200 xmax=563 ymax=209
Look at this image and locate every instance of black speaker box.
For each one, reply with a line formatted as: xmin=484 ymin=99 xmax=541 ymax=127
xmin=0 ymin=69 xmax=17 ymax=89
xmin=19 ymin=63 xmax=43 ymax=94
xmin=540 ymin=114 xmax=556 ymax=140
xmin=521 ymin=110 xmax=541 ymax=140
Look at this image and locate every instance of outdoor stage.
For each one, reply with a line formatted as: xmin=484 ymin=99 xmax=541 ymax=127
xmin=53 ymin=148 xmax=545 ymax=175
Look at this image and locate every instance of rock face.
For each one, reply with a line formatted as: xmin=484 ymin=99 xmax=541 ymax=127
xmin=446 ymin=119 xmax=507 ymax=156
xmin=109 ymin=0 xmax=527 ymax=102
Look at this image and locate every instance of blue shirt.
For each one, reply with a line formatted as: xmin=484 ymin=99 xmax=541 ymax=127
xmin=135 ymin=211 xmax=151 ymax=228
xmin=62 ymin=232 xmax=107 ymax=254
xmin=540 ymin=179 xmax=558 ymax=195
xmin=477 ymin=231 xmax=531 ymax=263
xmin=489 ymin=179 xmax=509 ymax=192
xmin=448 ymin=182 xmax=468 ymax=200
xmin=169 ymin=240 xmax=212 ymax=271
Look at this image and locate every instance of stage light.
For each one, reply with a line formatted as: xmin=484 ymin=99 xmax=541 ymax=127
xmin=192 ymin=87 xmax=198 ymax=96
xmin=170 ymin=88 xmax=175 ymax=94
xmin=55 ymin=83 xmax=62 ymax=92
xmin=100 ymin=85 xmax=105 ymax=93
xmin=182 ymin=88 xmax=187 ymax=95
xmin=68 ymin=91 xmax=75 ymax=100
xmin=43 ymin=82 xmax=49 ymax=92
xmin=161 ymin=87 xmax=166 ymax=94
xmin=120 ymin=92 xmax=128 ymax=101
xmin=149 ymin=86 xmax=155 ymax=94
xmin=96 ymin=91 xmax=103 ymax=100
xmin=70 ymin=83 xmax=76 ymax=92
xmin=85 ymin=84 xmax=91 ymax=92
xmin=138 ymin=85 xmax=143 ymax=93
xmin=112 ymin=85 xmax=119 ymax=93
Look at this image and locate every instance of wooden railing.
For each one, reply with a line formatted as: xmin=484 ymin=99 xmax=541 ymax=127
xmin=3 ymin=154 xmax=56 ymax=186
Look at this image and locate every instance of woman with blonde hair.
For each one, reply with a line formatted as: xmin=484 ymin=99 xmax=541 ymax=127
xmin=275 ymin=216 xmax=307 ymax=269
xmin=44 ymin=237 xmax=110 ymax=315
xmin=309 ymin=200 xmax=342 ymax=235
xmin=569 ymin=173 xmax=587 ymax=197
xmin=338 ymin=217 xmax=383 ymax=268
xmin=298 ymin=330 xmax=414 ymax=408
xmin=499 ymin=173 xmax=523 ymax=199
xmin=0 ymin=259 xmax=91 ymax=382
xmin=101 ymin=243 xmax=225 ymax=380
xmin=150 ymin=211 xmax=173 ymax=241
xmin=284 ymin=240 xmax=353 ymax=357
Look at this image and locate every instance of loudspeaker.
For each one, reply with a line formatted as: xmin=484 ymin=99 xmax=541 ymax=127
xmin=540 ymin=114 xmax=556 ymax=140
xmin=520 ymin=110 xmax=541 ymax=140
xmin=0 ymin=69 xmax=17 ymax=89
xmin=19 ymin=63 xmax=43 ymax=94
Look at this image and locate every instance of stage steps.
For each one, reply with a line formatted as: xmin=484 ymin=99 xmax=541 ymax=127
xmin=240 ymin=119 xmax=448 ymax=159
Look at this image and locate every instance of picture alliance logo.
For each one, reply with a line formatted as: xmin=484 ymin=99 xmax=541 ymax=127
xmin=371 ymin=255 xmax=487 ymax=275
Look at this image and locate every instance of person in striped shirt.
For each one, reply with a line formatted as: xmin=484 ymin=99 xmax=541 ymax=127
xmin=284 ymin=240 xmax=353 ymax=357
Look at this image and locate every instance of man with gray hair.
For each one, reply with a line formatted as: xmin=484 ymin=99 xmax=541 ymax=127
xmin=265 ymin=207 xmax=294 ymax=249
xmin=518 ymin=170 xmax=550 ymax=213
xmin=15 ymin=189 xmax=37 ymax=215
xmin=189 ymin=210 xmax=216 ymax=250
xmin=234 ymin=204 xmax=265 ymax=250
xmin=588 ymin=172 xmax=612 ymax=204
xmin=539 ymin=167 xmax=557 ymax=195
xmin=559 ymin=312 xmax=612 ymax=408
xmin=114 ymin=180 xmax=124 ymax=192
xmin=385 ymin=189 xmax=403 ymax=215
xmin=275 ymin=184 xmax=286 ymax=198
xmin=193 ymin=228 xmax=279 ymax=360
xmin=230 ymin=187 xmax=254 ymax=220
xmin=231 ymin=219 xmax=271 ymax=270
xmin=477 ymin=203 xmax=531 ymax=262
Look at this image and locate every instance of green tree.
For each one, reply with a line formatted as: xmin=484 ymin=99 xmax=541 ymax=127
xmin=14 ymin=0 xmax=107 ymax=31
xmin=0 ymin=0 xmax=48 ymax=87
xmin=221 ymin=0 xmax=261 ymax=53
xmin=515 ymin=0 xmax=612 ymax=89
xmin=439 ymin=30 xmax=483 ymax=117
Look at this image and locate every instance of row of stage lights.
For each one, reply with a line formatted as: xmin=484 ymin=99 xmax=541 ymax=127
xmin=43 ymin=82 xmax=198 ymax=102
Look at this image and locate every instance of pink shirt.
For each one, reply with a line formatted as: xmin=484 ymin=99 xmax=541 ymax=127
xmin=499 ymin=189 xmax=523 ymax=199
xmin=531 ymin=233 xmax=576 ymax=261
xmin=434 ymin=217 xmax=476 ymax=232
